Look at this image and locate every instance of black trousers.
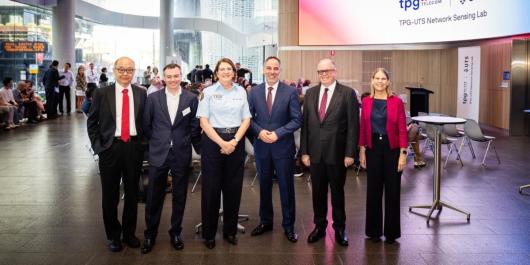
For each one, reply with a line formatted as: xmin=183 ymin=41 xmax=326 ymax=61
xmin=365 ymin=135 xmax=401 ymax=240
xmin=144 ymin=148 xmax=190 ymax=239
xmin=98 ymin=138 xmax=143 ymax=241
xmin=22 ymin=101 xmax=38 ymax=121
xmin=309 ymin=158 xmax=346 ymax=230
xmin=201 ymin=132 xmax=245 ymax=240
xmin=45 ymin=88 xmax=57 ymax=116
xmin=58 ymin=85 xmax=71 ymax=113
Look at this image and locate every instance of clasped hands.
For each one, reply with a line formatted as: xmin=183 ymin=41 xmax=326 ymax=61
xmin=258 ymin=130 xmax=278 ymax=144
xmin=219 ymin=139 xmax=237 ymax=155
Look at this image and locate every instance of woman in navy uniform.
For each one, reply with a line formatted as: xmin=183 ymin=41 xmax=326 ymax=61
xmin=196 ymin=58 xmax=251 ymax=249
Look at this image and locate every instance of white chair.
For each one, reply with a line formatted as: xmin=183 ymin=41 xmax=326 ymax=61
xmin=463 ymin=119 xmax=500 ymax=166
xmin=425 ymin=124 xmax=464 ymax=168
xmin=191 ymin=146 xmax=201 ymax=193
xmin=245 ymin=138 xmax=259 ymax=186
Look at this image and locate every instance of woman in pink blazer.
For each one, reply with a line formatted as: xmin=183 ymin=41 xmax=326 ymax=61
xmin=359 ymin=68 xmax=407 ymax=244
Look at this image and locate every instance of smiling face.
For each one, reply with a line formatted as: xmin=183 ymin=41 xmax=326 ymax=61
xmin=370 ymin=69 xmax=390 ymax=96
xmin=163 ymin=66 xmax=181 ymax=90
xmin=317 ymin=59 xmax=336 ymax=87
xmin=215 ymin=60 xmax=236 ymax=85
xmin=113 ymin=57 xmax=135 ymax=87
xmin=263 ymin=57 xmax=281 ymax=85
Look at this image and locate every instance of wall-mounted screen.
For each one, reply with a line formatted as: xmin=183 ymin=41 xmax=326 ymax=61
xmin=299 ymin=0 xmax=530 ymax=45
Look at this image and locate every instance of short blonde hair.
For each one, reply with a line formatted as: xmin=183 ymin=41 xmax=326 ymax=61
xmin=370 ymin=68 xmax=392 ymax=98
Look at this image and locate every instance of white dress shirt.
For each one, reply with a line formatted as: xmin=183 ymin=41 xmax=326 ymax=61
xmin=166 ymin=87 xmax=181 ymax=125
xmin=58 ymin=70 xmax=74 ymax=87
xmin=318 ymin=81 xmax=336 ymax=113
xmin=114 ymin=83 xmax=137 ymax=137
xmin=86 ymin=68 xmax=99 ymax=84
xmin=265 ymin=81 xmax=279 ymax=107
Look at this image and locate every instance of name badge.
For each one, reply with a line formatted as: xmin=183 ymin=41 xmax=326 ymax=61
xmin=213 ymin=94 xmax=223 ymax=100
xmin=182 ymin=107 xmax=191 ymax=116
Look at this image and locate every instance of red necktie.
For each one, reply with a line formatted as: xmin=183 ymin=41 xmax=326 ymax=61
xmin=266 ymin=87 xmax=273 ymax=115
xmin=121 ymin=89 xmax=130 ymax=142
xmin=319 ymin=88 xmax=328 ymax=122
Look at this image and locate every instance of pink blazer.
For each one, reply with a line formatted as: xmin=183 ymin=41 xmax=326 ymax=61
xmin=359 ymin=96 xmax=407 ymax=149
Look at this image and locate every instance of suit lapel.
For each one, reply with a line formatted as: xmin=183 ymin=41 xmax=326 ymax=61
xmin=106 ymin=85 xmax=116 ymax=121
xmin=132 ymin=85 xmax=141 ymax=119
xmin=159 ymin=89 xmax=172 ymax=125
xmin=270 ymin=84 xmax=282 ymax=119
xmin=313 ymin=86 xmax=320 ymax=121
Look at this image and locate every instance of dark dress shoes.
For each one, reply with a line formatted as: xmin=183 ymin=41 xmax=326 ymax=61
xmin=251 ymin=224 xmax=273 ymax=236
xmin=204 ymin=239 xmax=216 ymax=249
xmin=171 ymin=235 xmax=184 ymax=250
xmin=385 ymin=238 xmax=397 ymax=244
xmin=368 ymin=236 xmax=382 ymax=243
xmin=108 ymin=239 xmax=123 ymax=252
xmin=223 ymin=234 xmax=238 ymax=245
xmin=335 ymin=230 xmax=349 ymax=246
xmin=284 ymin=230 xmax=298 ymax=243
xmin=122 ymin=235 xmax=141 ymax=248
xmin=307 ymin=227 xmax=326 ymax=243
xmin=141 ymin=238 xmax=155 ymax=254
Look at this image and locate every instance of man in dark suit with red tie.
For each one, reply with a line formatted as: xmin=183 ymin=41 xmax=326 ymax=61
xmin=248 ymin=56 xmax=302 ymax=242
xmin=140 ymin=63 xmax=201 ymax=254
xmin=87 ymin=57 xmax=147 ymax=252
xmin=300 ymin=58 xmax=359 ymax=246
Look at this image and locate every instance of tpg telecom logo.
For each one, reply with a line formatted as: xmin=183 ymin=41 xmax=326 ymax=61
xmin=399 ymin=0 xmax=443 ymax=11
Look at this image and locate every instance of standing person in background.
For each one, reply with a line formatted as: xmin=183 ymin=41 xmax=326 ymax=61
xmin=143 ymin=66 xmax=152 ymax=87
xmin=58 ymin=62 xmax=74 ymax=115
xmin=43 ymin=60 xmax=64 ymax=119
xmin=99 ymin=67 xmax=109 ymax=87
xmin=141 ymin=63 xmax=201 ymax=254
xmin=300 ymin=58 xmax=359 ymax=247
xmin=87 ymin=56 xmax=147 ymax=252
xmin=86 ymin=62 xmax=99 ymax=92
xmin=196 ymin=58 xmax=251 ymax=249
xmin=202 ymin=64 xmax=213 ymax=81
xmin=359 ymin=68 xmax=407 ymax=244
xmin=75 ymin=65 xmax=87 ymax=113
xmin=248 ymin=56 xmax=302 ymax=243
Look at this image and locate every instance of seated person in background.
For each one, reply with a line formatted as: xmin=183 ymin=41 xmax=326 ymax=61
xmin=14 ymin=81 xmax=39 ymax=123
xmin=24 ymin=80 xmax=45 ymax=120
xmin=407 ymin=123 xmax=426 ymax=168
xmin=0 ymin=94 xmax=17 ymax=130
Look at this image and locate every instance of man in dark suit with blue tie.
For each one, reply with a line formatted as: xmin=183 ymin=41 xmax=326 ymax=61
xmin=140 ymin=63 xmax=201 ymax=254
xmin=248 ymin=56 xmax=302 ymax=242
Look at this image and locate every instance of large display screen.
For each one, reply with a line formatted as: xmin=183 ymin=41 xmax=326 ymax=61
xmin=299 ymin=0 xmax=530 ymax=45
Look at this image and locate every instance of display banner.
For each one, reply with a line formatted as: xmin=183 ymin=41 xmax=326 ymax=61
xmin=457 ymin=46 xmax=480 ymax=121
xmin=299 ymin=0 xmax=530 ymax=45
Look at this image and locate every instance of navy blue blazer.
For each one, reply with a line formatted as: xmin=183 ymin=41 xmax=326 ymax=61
xmin=248 ymin=82 xmax=302 ymax=159
xmin=143 ymin=88 xmax=201 ymax=172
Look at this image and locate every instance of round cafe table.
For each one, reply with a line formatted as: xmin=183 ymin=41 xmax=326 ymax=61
xmin=409 ymin=116 xmax=471 ymax=224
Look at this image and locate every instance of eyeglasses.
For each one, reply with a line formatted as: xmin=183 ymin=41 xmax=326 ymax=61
xmin=218 ymin=67 xmax=233 ymax=72
xmin=317 ymin=69 xmax=335 ymax=76
xmin=116 ymin=68 xmax=135 ymax=74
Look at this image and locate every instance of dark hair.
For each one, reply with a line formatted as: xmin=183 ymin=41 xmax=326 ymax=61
xmin=3 ymin=77 xmax=12 ymax=86
xmin=264 ymin=56 xmax=281 ymax=65
xmin=163 ymin=63 xmax=181 ymax=72
xmin=65 ymin=62 xmax=71 ymax=68
xmin=213 ymin=58 xmax=237 ymax=82
xmin=101 ymin=67 xmax=107 ymax=72
xmin=51 ymin=60 xmax=59 ymax=67
xmin=303 ymin=80 xmax=311 ymax=86
xmin=205 ymin=64 xmax=210 ymax=68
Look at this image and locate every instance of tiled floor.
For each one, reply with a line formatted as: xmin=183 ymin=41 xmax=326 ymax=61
xmin=1 ymin=114 xmax=530 ymax=265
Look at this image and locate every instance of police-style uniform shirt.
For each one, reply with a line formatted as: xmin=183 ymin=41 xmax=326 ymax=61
xmin=196 ymin=82 xmax=251 ymax=128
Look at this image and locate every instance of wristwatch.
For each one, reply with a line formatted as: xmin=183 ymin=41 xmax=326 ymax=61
xmin=401 ymin=150 xmax=407 ymax=155
xmin=234 ymin=136 xmax=240 ymax=143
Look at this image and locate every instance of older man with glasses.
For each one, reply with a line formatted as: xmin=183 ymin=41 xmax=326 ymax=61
xmin=87 ymin=57 xmax=147 ymax=252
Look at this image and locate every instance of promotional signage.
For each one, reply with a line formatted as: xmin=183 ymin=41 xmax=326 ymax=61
xmin=299 ymin=0 xmax=530 ymax=45
xmin=457 ymin=46 xmax=480 ymax=121
xmin=2 ymin=41 xmax=47 ymax=53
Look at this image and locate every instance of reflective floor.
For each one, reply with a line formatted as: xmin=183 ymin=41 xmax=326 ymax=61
xmin=1 ymin=114 xmax=530 ymax=265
